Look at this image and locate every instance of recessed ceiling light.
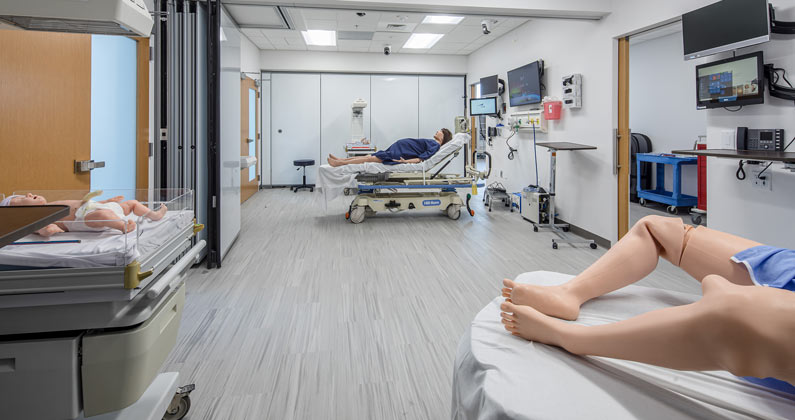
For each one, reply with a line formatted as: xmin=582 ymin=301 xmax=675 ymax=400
xmin=422 ymin=15 xmax=465 ymax=25
xmin=301 ymin=30 xmax=336 ymax=46
xmin=403 ymin=33 xmax=444 ymax=49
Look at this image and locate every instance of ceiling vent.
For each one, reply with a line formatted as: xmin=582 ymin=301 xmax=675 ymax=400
xmin=0 ymin=0 xmax=153 ymax=36
xmin=338 ymin=31 xmax=374 ymax=41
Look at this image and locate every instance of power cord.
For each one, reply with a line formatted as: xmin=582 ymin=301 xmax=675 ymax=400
xmin=756 ymin=136 xmax=795 ymax=180
xmin=736 ymin=160 xmax=746 ymax=180
xmin=506 ymin=129 xmax=517 ymax=160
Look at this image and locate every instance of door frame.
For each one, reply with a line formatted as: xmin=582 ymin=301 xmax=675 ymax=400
xmin=240 ymin=75 xmax=259 ymax=203
xmin=617 ymin=36 xmax=631 ymax=240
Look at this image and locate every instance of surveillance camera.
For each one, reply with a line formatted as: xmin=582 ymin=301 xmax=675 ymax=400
xmin=356 ymin=12 xmax=366 ymax=17
xmin=481 ymin=20 xmax=492 ymax=35
xmin=384 ymin=45 xmax=392 ymax=55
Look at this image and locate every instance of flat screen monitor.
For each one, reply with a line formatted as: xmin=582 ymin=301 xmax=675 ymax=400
xmin=470 ymin=97 xmax=498 ymax=116
xmin=480 ymin=75 xmax=499 ymax=96
xmin=695 ymin=51 xmax=764 ymax=109
xmin=682 ymin=0 xmax=770 ymax=60
xmin=508 ymin=60 xmax=543 ymax=106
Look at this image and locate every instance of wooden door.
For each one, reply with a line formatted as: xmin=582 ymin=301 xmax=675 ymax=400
xmin=241 ymin=77 xmax=259 ymax=203
xmin=0 ymin=30 xmax=92 ymax=195
xmin=617 ymin=37 xmax=631 ymax=239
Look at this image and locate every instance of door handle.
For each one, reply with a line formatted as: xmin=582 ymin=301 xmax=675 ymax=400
xmin=246 ymin=138 xmax=255 ymax=143
xmin=74 ymin=160 xmax=106 ymax=173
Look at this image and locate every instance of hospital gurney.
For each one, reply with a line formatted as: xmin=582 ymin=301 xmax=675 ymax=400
xmin=452 ymin=271 xmax=795 ymax=420
xmin=0 ymin=189 xmax=203 ymax=420
xmin=317 ymin=133 xmax=491 ymax=224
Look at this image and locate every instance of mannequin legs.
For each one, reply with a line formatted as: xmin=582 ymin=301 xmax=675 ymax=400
xmin=327 ymin=155 xmax=382 ymax=167
xmin=502 ymin=215 xmax=761 ymax=320
xmin=501 ymin=274 xmax=795 ymax=383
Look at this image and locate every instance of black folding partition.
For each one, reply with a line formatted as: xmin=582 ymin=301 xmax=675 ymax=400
xmin=153 ymin=0 xmax=220 ymax=268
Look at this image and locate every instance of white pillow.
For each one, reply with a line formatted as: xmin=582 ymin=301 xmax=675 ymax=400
xmin=423 ymin=133 xmax=469 ymax=169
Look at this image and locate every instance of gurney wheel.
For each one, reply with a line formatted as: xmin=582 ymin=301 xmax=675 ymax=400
xmin=163 ymin=395 xmax=191 ymax=420
xmin=446 ymin=204 xmax=461 ymax=220
xmin=349 ymin=206 xmax=366 ymax=224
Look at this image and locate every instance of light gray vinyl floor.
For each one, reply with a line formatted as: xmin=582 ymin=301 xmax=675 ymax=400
xmin=162 ymin=189 xmax=701 ymax=420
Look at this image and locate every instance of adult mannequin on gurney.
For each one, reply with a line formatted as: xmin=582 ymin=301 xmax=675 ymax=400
xmin=500 ymin=215 xmax=795 ymax=394
xmin=1 ymin=191 xmax=167 ymax=236
xmin=328 ymin=128 xmax=453 ymax=167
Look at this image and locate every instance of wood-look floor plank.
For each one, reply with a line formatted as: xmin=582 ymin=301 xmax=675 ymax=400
xmin=161 ymin=189 xmax=700 ymax=419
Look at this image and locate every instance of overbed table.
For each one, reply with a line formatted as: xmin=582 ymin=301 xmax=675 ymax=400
xmin=0 ymin=205 xmax=70 ymax=249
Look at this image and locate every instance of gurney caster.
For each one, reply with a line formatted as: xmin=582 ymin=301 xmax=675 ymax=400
xmin=446 ymin=204 xmax=461 ymax=220
xmin=349 ymin=206 xmax=366 ymax=224
xmin=163 ymin=384 xmax=194 ymax=420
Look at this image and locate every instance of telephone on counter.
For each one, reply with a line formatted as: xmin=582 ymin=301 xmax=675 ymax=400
xmin=736 ymin=127 xmax=784 ymax=151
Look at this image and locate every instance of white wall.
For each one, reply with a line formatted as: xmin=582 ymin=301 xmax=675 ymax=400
xmin=467 ymin=0 xmax=719 ymax=243
xmin=629 ymin=31 xmax=706 ymax=197
xmin=260 ymin=50 xmax=466 ymax=75
xmin=240 ymin=33 xmax=260 ymax=74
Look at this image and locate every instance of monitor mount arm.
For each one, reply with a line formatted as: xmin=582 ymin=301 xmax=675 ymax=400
xmin=764 ymin=64 xmax=795 ymax=104
xmin=770 ymin=4 xmax=795 ymax=35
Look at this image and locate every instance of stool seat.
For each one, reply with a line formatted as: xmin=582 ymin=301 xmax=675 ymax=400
xmin=291 ymin=159 xmax=315 ymax=193
xmin=294 ymin=159 xmax=315 ymax=167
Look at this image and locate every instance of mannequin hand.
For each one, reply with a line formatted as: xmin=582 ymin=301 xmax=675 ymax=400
xmin=361 ymin=138 xmax=370 ymax=144
xmin=396 ymin=158 xmax=421 ymax=163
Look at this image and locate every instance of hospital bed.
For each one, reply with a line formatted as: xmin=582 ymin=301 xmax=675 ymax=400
xmin=452 ymin=271 xmax=795 ymax=419
xmin=0 ymin=189 xmax=203 ymax=420
xmin=317 ymin=133 xmax=491 ymax=223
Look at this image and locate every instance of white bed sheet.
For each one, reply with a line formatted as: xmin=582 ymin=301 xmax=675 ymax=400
xmin=452 ymin=271 xmax=795 ymax=420
xmin=0 ymin=211 xmax=194 ymax=269
xmin=316 ymin=133 xmax=469 ymax=202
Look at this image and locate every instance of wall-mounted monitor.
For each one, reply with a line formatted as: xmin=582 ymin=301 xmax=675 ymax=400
xmin=480 ymin=75 xmax=499 ymax=96
xmin=682 ymin=0 xmax=770 ymax=60
xmin=470 ymin=97 xmax=498 ymax=116
xmin=508 ymin=60 xmax=543 ymax=107
xmin=695 ymin=51 xmax=764 ymax=109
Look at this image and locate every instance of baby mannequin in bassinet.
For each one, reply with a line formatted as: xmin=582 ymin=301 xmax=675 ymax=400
xmin=1 ymin=191 xmax=167 ymax=236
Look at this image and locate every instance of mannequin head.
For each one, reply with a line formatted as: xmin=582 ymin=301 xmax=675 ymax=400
xmin=0 ymin=193 xmax=47 ymax=206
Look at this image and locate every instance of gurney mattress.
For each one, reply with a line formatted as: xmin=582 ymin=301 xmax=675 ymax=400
xmin=0 ymin=211 xmax=194 ymax=269
xmin=452 ymin=271 xmax=795 ymax=420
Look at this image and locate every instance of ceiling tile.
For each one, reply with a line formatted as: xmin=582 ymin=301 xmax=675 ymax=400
xmin=296 ymin=9 xmax=338 ymax=20
xmin=307 ymin=45 xmax=338 ymax=52
xmin=337 ymin=40 xmax=372 ymax=49
xmin=305 ymin=20 xmax=337 ymax=31
xmin=371 ymin=32 xmax=411 ymax=43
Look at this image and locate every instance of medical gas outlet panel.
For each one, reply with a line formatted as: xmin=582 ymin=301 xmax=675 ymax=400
xmin=510 ymin=110 xmax=548 ymax=133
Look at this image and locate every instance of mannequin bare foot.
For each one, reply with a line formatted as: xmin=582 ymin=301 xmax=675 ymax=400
xmin=500 ymin=301 xmax=567 ymax=346
xmin=329 ymin=153 xmax=341 ymax=160
xmin=502 ymin=279 xmax=581 ymax=321
xmin=146 ymin=204 xmax=168 ymax=221
xmin=328 ymin=157 xmax=342 ymax=167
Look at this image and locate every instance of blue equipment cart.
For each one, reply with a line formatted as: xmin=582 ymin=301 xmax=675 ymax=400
xmin=636 ymin=153 xmax=697 ymax=215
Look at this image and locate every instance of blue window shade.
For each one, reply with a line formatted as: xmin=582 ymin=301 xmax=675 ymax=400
xmin=90 ymin=35 xmax=137 ymax=196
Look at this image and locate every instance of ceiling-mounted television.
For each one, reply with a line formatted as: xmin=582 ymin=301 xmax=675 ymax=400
xmin=480 ymin=75 xmax=499 ymax=96
xmin=507 ymin=60 xmax=544 ymax=107
xmin=682 ymin=0 xmax=770 ymax=60
xmin=695 ymin=51 xmax=765 ymax=109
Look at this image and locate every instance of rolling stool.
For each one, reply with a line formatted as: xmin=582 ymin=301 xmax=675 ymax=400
xmin=292 ymin=159 xmax=315 ymax=192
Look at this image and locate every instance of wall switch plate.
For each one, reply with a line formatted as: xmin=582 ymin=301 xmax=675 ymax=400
xmin=750 ymin=167 xmax=772 ymax=191
xmin=720 ymin=130 xmax=735 ymax=149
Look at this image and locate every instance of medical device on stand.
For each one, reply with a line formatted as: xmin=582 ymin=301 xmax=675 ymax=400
xmin=345 ymin=98 xmax=376 ymax=157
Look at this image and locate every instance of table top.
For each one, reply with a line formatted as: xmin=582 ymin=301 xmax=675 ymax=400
xmin=672 ymin=149 xmax=795 ymax=163
xmin=535 ymin=142 xmax=597 ymax=151
xmin=0 ymin=205 xmax=70 ymax=249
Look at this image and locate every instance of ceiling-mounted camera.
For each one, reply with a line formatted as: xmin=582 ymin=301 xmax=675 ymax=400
xmin=356 ymin=12 xmax=366 ymax=17
xmin=481 ymin=19 xmax=492 ymax=35
xmin=384 ymin=45 xmax=392 ymax=55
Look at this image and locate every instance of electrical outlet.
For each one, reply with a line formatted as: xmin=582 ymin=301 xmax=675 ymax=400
xmin=750 ymin=167 xmax=773 ymax=191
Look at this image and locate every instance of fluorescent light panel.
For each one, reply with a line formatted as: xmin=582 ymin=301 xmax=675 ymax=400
xmin=403 ymin=33 xmax=444 ymax=49
xmin=422 ymin=15 xmax=464 ymax=25
xmin=301 ymin=29 xmax=336 ymax=46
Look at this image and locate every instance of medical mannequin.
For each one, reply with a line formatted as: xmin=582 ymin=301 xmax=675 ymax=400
xmin=500 ymin=216 xmax=795 ymax=390
xmin=1 ymin=192 xmax=167 ymax=235
xmin=328 ymin=128 xmax=453 ymax=167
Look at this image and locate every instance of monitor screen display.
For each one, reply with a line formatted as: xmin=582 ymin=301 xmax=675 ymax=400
xmin=480 ymin=75 xmax=499 ymax=96
xmin=470 ymin=97 xmax=498 ymax=116
xmin=682 ymin=0 xmax=770 ymax=60
xmin=695 ymin=51 xmax=764 ymax=109
xmin=508 ymin=61 xmax=542 ymax=106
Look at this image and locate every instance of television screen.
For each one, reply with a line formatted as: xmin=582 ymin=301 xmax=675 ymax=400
xmin=695 ymin=51 xmax=764 ymax=109
xmin=470 ymin=97 xmax=498 ymax=116
xmin=682 ymin=0 xmax=770 ymax=60
xmin=480 ymin=75 xmax=499 ymax=96
xmin=508 ymin=61 xmax=542 ymax=106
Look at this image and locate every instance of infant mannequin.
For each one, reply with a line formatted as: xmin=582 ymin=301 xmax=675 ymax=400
xmin=1 ymin=192 xmax=167 ymax=236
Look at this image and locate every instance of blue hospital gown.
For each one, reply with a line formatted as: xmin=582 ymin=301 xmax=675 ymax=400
xmin=373 ymin=138 xmax=439 ymax=165
xmin=731 ymin=245 xmax=795 ymax=394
